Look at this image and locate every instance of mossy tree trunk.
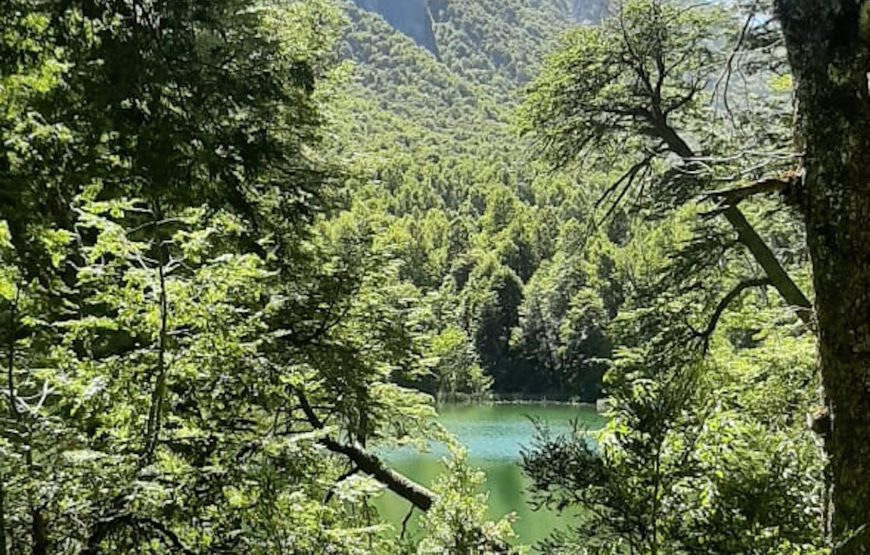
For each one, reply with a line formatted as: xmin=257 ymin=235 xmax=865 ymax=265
xmin=775 ymin=1 xmax=870 ymax=551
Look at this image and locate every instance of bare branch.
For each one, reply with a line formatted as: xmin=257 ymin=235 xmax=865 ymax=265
xmin=694 ymin=277 xmax=773 ymax=353
xmin=323 ymin=465 xmax=360 ymax=505
xmin=701 ymin=175 xmax=795 ymax=206
xmin=595 ymin=147 xmax=662 ymax=211
xmin=720 ymin=205 xmax=813 ymax=325
xmin=400 ymin=505 xmax=415 ymax=540
xmin=713 ymin=13 xmax=754 ymax=123
xmin=295 ymin=389 xmax=436 ymax=511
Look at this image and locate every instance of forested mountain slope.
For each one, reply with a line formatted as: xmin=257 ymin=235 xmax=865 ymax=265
xmin=330 ymin=1 xmax=829 ymax=551
xmin=343 ymin=0 xmax=607 ymax=119
xmin=330 ymin=0 xmax=621 ymax=399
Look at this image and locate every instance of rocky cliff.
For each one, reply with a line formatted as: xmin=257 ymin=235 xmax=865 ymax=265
xmin=572 ymin=0 xmax=608 ymax=23
xmin=352 ymin=0 xmax=440 ymax=56
xmin=349 ymin=0 xmax=609 ymax=75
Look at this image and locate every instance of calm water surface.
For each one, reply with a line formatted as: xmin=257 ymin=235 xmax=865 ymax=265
xmin=375 ymin=403 xmax=607 ymax=548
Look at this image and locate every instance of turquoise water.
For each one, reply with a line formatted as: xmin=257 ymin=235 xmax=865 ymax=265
xmin=375 ymin=403 xmax=607 ymax=548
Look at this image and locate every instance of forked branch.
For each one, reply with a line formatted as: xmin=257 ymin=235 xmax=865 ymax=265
xmin=694 ymin=277 xmax=773 ymax=353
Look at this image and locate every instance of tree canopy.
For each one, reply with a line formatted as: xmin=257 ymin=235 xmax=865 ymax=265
xmin=2 ymin=0 xmax=866 ymax=553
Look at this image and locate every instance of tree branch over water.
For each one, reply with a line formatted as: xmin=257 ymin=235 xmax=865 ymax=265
xmin=295 ymin=388 xmax=437 ymax=511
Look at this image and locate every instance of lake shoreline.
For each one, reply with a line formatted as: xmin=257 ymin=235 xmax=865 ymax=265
xmin=377 ymin=402 xmax=608 ymax=547
xmin=435 ymin=393 xmax=603 ymax=410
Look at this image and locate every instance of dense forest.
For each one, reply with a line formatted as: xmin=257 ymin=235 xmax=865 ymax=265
xmin=337 ymin=0 xmax=619 ymax=400
xmin=1 ymin=0 xmax=869 ymax=554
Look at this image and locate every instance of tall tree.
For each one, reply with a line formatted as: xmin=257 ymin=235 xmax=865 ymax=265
xmin=774 ymin=1 xmax=870 ymax=551
xmin=521 ymin=0 xmax=813 ymax=328
xmin=520 ymin=0 xmax=832 ymax=551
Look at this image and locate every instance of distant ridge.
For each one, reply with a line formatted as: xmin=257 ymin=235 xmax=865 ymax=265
xmin=338 ymin=0 xmax=612 ymax=143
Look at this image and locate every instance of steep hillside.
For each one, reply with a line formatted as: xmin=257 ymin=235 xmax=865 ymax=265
xmin=343 ymin=0 xmax=609 ymax=102
xmin=330 ymin=0 xmax=619 ymax=397
xmin=351 ymin=0 xmax=608 ymax=61
xmin=338 ymin=4 xmax=502 ymax=158
xmin=428 ymin=0 xmax=575 ymax=88
xmin=337 ymin=0 xmax=604 ymax=148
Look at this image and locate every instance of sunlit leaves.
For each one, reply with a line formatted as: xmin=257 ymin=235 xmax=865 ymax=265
xmin=418 ymin=446 xmax=520 ymax=555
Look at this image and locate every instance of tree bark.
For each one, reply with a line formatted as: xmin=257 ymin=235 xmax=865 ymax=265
xmin=319 ymin=437 xmax=435 ymax=511
xmin=30 ymin=509 xmax=47 ymax=555
xmin=775 ymin=1 xmax=870 ymax=551
xmin=0 ymin=473 xmax=6 ymax=555
xmin=294 ymin=389 xmax=437 ymax=511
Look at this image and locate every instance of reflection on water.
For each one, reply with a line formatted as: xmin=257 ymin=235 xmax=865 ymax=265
xmin=375 ymin=403 xmax=607 ymax=549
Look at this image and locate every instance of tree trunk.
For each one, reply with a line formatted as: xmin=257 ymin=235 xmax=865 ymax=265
xmin=775 ymin=1 xmax=870 ymax=551
xmin=31 ymin=509 xmax=47 ymax=555
xmin=0 ymin=474 xmax=7 ymax=555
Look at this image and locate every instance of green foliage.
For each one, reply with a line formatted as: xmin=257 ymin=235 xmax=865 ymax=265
xmin=525 ymin=279 xmax=826 ymax=554
xmin=512 ymin=239 xmax=619 ymax=397
xmin=417 ymin=446 xmax=520 ymax=554
xmin=518 ymin=2 xmax=828 ymax=549
xmin=428 ymin=0 xmax=577 ymax=93
xmin=429 ymin=326 xmax=491 ymax=400
xmin=0 ymin=1 xmax=519 ymax=552
xmin=521 ymin=0 xmax=729 ymax=168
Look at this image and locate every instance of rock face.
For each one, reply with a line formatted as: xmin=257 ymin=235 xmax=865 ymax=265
xmin=353 ymin=0 xmax=440 ymax=56
xmin=572 ymin=0 xmax=608 ymax=24
xmin=351 ymin=0 xmax=608 ymax=57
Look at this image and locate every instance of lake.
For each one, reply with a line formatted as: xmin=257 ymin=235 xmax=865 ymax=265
xmin=375 ymin=403 xmax=607 ymax=548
